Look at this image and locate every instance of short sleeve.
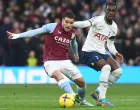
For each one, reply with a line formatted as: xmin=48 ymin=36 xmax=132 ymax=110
xmin=88 ymin=16 xmax=98 ymax=26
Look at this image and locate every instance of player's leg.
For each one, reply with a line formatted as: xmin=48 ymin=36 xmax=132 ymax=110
xmin=60 ymin=60 xmax=86 ymax=101
xmin=60 ymin=60 xmax=94 ymax=106
xmin=43 ymin=61 xmax=75 ymax=95
xmin=90 ymin=59 xmax=114 ymax=106
xmin=61 ymin=73 xmax=94 ymax=106
xmin=74 ymin=78 xmax=94 ymax=106
xmin=106 ymin=57 xmax=122 ymax=87
xmin=93 ymin=59 xmax=111 ymax=98
xmin=80 ymin=51 xmax=114 ymax=106
xmin=61 ymin=69 xmax=85 ymax=104
xmin=81 ymin=51 xmax=111 ymax=99
xmin=53 ymin=70 xmax=75 ymax=94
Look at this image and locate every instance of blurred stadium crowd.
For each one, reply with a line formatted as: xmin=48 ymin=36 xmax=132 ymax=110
xmin=0 ymin=0 xmax=139 ymax=66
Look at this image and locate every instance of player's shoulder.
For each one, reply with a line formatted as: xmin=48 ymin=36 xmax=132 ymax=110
xmin=89 ymin=15 xmax=104 ymax=26
xmin=112 ymin=21 xmax=118 ymax=29
xmin=96 ymin=15 xmax=104 ymax=20
xmin=112 ymin=21 xmax=118 ymax=34
xmin=90 ymin=15 xmax=104 ymax=22
xmin=42 ymin=23 xmax=58 ymax=33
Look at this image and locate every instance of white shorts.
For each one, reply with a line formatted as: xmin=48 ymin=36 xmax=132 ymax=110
xmin=43 ymin=60 xmax=82 ymax=80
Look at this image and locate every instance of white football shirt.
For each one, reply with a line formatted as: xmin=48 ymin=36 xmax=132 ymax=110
xmin=82 ymin=15 xmax=118 ymax=54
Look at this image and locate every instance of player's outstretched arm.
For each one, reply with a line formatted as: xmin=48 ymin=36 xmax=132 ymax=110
xmin=7 ymin=28 xmax=47 ymax=39
xmin=73 ymin=16 xmax=98 ymax=28
xmin=7 ymin=23 xmax=57 ymax=39
xmin=73 ymin=20 xmax=91 ymax=28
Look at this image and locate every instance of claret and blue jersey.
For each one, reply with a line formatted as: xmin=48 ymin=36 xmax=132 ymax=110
xmin=42 ymin=22 xmax=76 ymax=62
xmin=16 ymin=22 xmax=76 ymax=62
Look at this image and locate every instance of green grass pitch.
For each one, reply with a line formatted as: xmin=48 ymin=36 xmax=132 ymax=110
xmin=0 ymin=84 xmax=140 ymax=110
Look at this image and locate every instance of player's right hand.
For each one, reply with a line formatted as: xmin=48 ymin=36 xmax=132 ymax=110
xmin=7 ymin=31 xmax=19 ymax=39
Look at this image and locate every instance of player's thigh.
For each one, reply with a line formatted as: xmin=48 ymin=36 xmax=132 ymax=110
xmin=94 ymin=59 xmax=108 ymax=70
xmin=60 ymin=60 xmax=82 ymax=81
xmin=80 ymin=51 xmax=108 ymax=71
xmin=106 ymin=56 xmax=120 ymax=71
xmin=43 ymin=61 xmax=61 ymax=77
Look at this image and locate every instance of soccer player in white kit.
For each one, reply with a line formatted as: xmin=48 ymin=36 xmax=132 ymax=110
xmin=73 ymin=2 xmax=123 ymax=106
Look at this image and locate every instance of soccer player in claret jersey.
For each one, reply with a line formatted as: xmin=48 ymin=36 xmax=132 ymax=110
xmin=7 ymin=12 xmax=93 ymax=106
xmin=73 ymin=2 xmax=123 ymax=106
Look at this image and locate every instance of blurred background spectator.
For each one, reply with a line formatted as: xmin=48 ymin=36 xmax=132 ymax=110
xmin=0 ymin=0 xmax=139 ymax=66
xmin=27 ymin=50 xmax=38 ymax=66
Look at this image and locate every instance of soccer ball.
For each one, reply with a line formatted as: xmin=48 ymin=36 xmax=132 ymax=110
xmin=59 ymin=93 xmax=75 ymax=108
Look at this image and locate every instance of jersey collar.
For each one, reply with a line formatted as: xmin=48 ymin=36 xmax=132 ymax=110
xmin=104 ymin=17 xmax=112 ymax=25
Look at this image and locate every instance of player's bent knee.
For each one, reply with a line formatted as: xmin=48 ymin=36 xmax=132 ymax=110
xmin=77 ymin=82 xmax=85 ymax=88
xmin=112 ymin=68 xmax=122 ymax=78
xmin=74 ymin=78 xmax=85 ymax=88
xmin=52 ymin=70 xmax=63 ymax=81
xmin=101 ymin=64 xmax=111 ymax=72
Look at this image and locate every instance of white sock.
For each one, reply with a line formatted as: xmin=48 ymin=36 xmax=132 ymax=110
xmin=97 ymin=83 xmax=108 ymax=99
xmin=77 ymin=85 xmax=86 ymax=101
xmin=97 ymin=65 xmax=111 ymax=99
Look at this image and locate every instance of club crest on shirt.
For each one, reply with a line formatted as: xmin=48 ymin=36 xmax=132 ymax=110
xmin=98 ymin=25 xmax=103 ymax=30
xmin=71 ymin=33 xmax=75 ymax=39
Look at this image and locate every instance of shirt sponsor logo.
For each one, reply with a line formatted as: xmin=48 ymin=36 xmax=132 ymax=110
xmin=54 ymin=36 xmax=71 ymax=44
xmin=94 ymin=33 xmax=108 ymax=41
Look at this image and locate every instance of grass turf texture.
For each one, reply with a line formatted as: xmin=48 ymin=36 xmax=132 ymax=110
xmin=0 ymin=84 xmax=140 ymax=110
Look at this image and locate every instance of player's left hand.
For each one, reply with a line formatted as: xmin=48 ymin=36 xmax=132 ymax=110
xmin=115 ymin=52 xmax=123 ymax=64
xmin=74 ymin=56 xmax=79 ymax=63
